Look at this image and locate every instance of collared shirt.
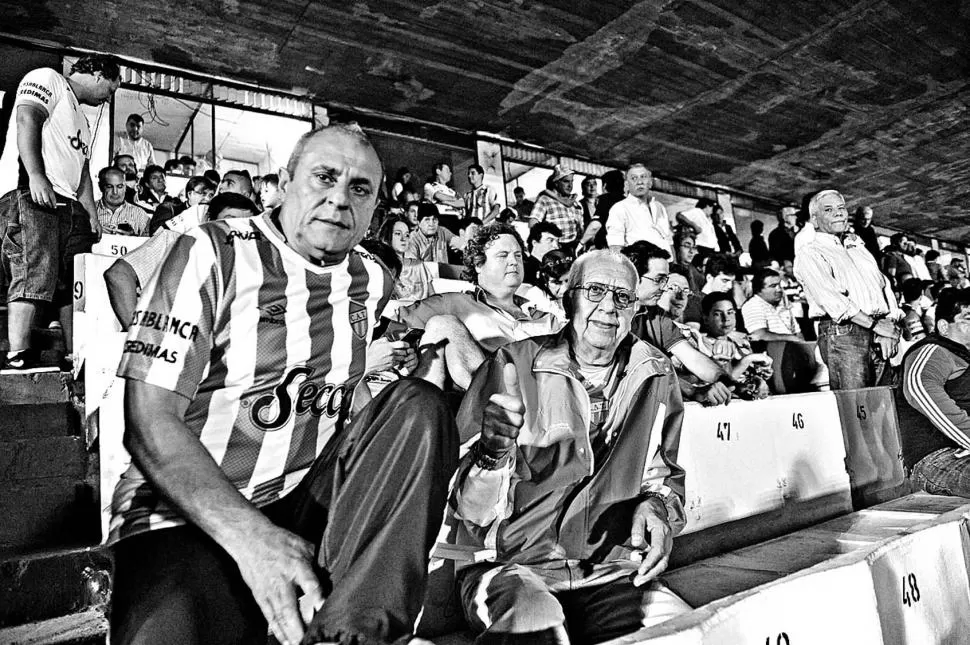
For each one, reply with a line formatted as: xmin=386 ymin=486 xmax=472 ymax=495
xmin=794 ymin=231 xmax=900 ymax=322
xmin=405 ymin=227 xmax=454 ymax=263
xmin=741 ymin=294 xmax=798 ymax=336
xmin=605 ymin=195 xmax=672 ymax=255
xmin=97 ymin=199 xmax=151 ymax=236
xmin=530 ymin=190 xmax=585 ymax=244
xmin=464 ymin=184 xmax=500 ymax=224
xmin=396 ymin=287 xmax=562 ymax=353
xmin=117 ymin=135 xmax=157 ymax=172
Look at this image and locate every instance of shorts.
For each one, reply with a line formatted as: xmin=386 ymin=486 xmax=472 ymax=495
xmin=0 ymin=188 xmax=96 ymax=306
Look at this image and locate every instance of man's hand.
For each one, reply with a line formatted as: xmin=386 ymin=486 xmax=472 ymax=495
xmin=229 ymin=518 xmax=324 ymax=645
xmin=694 ymin=380 xmax=732 ymax=406
xmin=28 ymin=173 xmax=56 ymax=209
xmin=873 ymin=319 xmax=899 ymax=340
xmin=731 ymin=352 xmax=773 ymax=381
xmin=631 ymin=496 xmax=673 ymax=586
xmin=89 ymin=214 xmax=103 ymax=242
xmin=480 ymin=363 xmax=524 ymax=459
xmin=366 ymin=338 xmax=417 ymax=375
xmin=875 ymin=334 xmax=899 ymax=360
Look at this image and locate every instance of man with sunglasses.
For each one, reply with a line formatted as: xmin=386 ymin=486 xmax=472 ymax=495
xmin=902 ymin=288 xmax=970 ymax=499
xmin=623 ymin=241 xmax=771 ymax=407
xmin=452 ymin=249 xmax=691 ymax=643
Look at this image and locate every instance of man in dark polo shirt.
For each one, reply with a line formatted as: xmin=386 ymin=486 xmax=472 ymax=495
xmin=622 ymin=241 xmax=771 ymax=406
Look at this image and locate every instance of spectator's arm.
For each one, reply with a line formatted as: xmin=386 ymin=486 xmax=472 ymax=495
xmin=903 ymin=344 xmax=970 ymax=451
xmin=675 ymin=211 xmax=701 ymax=235
xmin=16 ymin=105 xmax=57 ymax=209
xmin=669 ymin=340 xmax=729 ymax=384
xmin=605 ymin=204 xmax=626 ymax=249
xmin=432 ymin=190 xmax=464 ymax=209
xmin=104 ymin=258 xmax=139 ymax=331
xmin=638 ymin=366 xmax=687 ymax=536
xmin=749 ymin=328 xmax=802 ymax=343
xmin=77 ymin=160 xmax=101 ymax=238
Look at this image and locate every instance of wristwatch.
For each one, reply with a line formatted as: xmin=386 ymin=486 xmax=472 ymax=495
xmin=472 ymin=441 xmax=508 ymax=471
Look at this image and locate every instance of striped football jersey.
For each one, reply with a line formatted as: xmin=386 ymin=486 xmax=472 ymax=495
xmin=109 ymin=214 xmax=392 ymax=542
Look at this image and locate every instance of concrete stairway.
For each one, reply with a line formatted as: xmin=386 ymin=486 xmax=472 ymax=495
xmin=0 ymin=318 xmax=110 ymax=644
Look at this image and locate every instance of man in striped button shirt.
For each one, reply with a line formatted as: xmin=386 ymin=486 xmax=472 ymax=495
xmin=794 ymin=189 xmax=902 ymax=390
xmin=109 ymin=124 xmax=457 ymax=645
xmin=96 ymin=166 xmax=151 ymax=236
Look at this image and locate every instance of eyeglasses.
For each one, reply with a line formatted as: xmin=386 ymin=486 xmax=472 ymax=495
xmin=665 ymin=285 xmax=693 ymax=298
xmin=641 ymin=274 xmax=669 ymax=288
xmin=573 ymin=283 xmax=636 ymax=310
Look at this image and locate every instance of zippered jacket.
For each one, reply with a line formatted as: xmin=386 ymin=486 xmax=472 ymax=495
xmin=452 ymin=329 xmax=686 ymax=568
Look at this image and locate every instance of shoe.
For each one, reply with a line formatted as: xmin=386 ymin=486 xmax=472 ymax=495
xmin=48 ymin=320 xmax=62 ymax=330
xmin=1 ymin=349 xmax=59 ymax=374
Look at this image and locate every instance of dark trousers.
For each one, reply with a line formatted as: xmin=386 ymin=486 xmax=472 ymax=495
xmin=817 ymin=319 xmax=892 ymax=390
xmin=111 ymin=379 xmax=458 ymax=645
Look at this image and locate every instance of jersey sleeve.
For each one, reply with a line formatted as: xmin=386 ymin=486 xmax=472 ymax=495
xmin=117 ymin=229 xmax=220 ymax=400
xmin=14 ymin=68 xmax=64 ymax=116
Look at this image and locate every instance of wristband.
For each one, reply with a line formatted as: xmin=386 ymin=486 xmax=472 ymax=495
xmin=867 ymin=317 xmax=879 ymax=331
xmin=472 ymin=441 xmax=508 ymax=471
xmin=639 ymin=491 xmax=669 ymax=519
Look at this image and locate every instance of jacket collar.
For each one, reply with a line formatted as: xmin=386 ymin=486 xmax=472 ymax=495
xmin=532 ymin=328 xmax=659 ymax=378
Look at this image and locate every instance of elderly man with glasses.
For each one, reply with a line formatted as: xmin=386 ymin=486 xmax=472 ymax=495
xmin=451 ymin=249 xmax=691 ymax=644
xmin=623 ymin=241 xmax=771 ymax=407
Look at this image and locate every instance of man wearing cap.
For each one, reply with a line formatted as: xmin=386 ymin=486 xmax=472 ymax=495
xmin=606 ymin=164 xmax=673 ymax=257
xmin=529 ymin=165 xmax=584 ymax=255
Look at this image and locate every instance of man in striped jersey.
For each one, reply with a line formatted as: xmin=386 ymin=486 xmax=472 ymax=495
xmin=109 ymin=124 xmax=457 ymax=645
xmin=902 ymin=288 xmax=970 ymax=498
xmin=794 ymin=189 xmax=902 ymax=390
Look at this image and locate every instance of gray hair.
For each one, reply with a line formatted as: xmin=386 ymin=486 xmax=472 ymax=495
xmin=624 ymin=162 xmax=651 ymax=178
xmin=808 ymin=189 xmax=843 ymax=220
xmin=565 ymin=249 xmax=639 ymax=295
xmin=285 ymin=123 xmax=384 ymax=183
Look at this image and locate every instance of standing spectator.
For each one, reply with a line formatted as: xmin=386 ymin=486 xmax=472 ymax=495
xmin=711 ymin=206 xmax=742 ymax=255
xmin=579 ymin=175 xmax=598 ymax=228
xmin=405 ymin=202 xmax=454 ymax=263
xmin=794 ymin=189 xmax=902 ymax=390
xmin=424 ymin=162 xmax=465 ymax=223
xmin=741 ymin=268 xmax=802 ymax=342
xmin=511 ymin=186 xmax=534 ymax=221
xmin=0 ymin=54 xmax=120 ymax=370
xmin=675 ymin=198 xmax=718 ymax=256
xmin=926 ymin=250 xmax=945 ymax=284
xmin=522 ymin=221 xmax=562 ymax=286
xmin=589 ymin=169 xmax=626 ymax=249
xmin=748 ymin=220 xmax=770 ymax=267
xmin=769 ymin=206 xmax=798 ymax=264
xmin=901 ymin=288 xmax=970 ymax=498
xmin=853 ymin=205 xmax=882 ymax=264
xmin=258 ymin=173 xmax=283 ymax=215
xmin=881 ymin=233 xmax=913 ymax=288
xmin=464 ymin=164 xmax=500 ymax=224
xmin=530 ymin=165 xmax=584 ymax=254
xmin=905 ymin=245 xmax=931 ymax=282
xmin=96 ymin=167 xmax=151 ymax=236
xmin=606 ymin=163 xmax=672 ymax=255
xmin=117 ymin=113 xmax=157 ymax=172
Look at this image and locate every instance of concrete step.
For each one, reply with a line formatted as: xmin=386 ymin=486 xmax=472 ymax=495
xmin=0 ymin=608 xmax=107 ymax=645
xmin=0 ymin=546 xmax=111 ymax=628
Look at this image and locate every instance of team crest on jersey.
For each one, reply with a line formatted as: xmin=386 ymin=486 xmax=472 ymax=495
xmin=349 ymin=300 xmax=368 ymax=339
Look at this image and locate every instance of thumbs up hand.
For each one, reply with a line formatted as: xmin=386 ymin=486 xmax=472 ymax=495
xmin=480 ymin=363 xmax=525 ymax=460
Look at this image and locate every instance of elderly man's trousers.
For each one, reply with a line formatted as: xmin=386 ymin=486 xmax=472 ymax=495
xmin=111 ymin=378 xmax=458 ymax=645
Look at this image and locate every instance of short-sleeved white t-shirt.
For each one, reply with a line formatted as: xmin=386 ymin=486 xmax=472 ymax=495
xmin=0 ymin=68 xmax=92 ymax=200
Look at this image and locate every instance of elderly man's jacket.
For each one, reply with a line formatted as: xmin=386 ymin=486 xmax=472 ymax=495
xmin=452 ymin=329 xmax=686 ymax=571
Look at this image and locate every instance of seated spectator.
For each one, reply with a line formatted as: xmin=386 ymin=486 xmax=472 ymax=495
xmin=203 ymin=168 xmax=221 ymax=186
xmin=882 ymin=232 xmax=914 ymax=288
xmin=511 ymin=186 xmax=534 ymax=221
xmin=259 ymin=173 xmax=283 ymax=215
xmin=523 ymin=220 xmax=562 ymax=285
xmin=377 ymin=215 xmax=433 ymax=302
xmin=900 ymin=278 xmax=930 ymax=343
xmin=949 ymin=257 xmax=969 ymax=289
xmin=926 ymin=250 xmax=945 ymax=284
xmin=163 ymin=159 xmax=182 ymax=175
xmin=659 ymin=264 xmax=693 ymax=322
xmin=449 ymin=216 xmax=483 ymax=266
xmin=405 ymin=202 xmax=455 ymax=263
xmin=96 ymin=167 xmax=151 ymax=236
xmin=741 ymin=268 xmax=802 ymax=342
xmin=623 ymin=241 xmax=772 ymax=407
xmin=673 ymin=228 xmax=704 ymax=293
xmin=135 ymin=164 xmax=177 ymax=211
xmin=396 ymin=223 xmax=562 ymax=390
xmin=518 ymin=249 xmax=572 ymax=321
xmin=452 ymin=249 xmax=691 ymax=643
xmin=403 ymin=200 xmax=421 ymax=228
xmin=218 ymin=169 xmax=256 ymax=201
xmin=104 ymin=192 xmax=259 ymax=330
xmin=178 ymin=155 xmax=196 ymax=176
xmin=150 ymin=175 xmax=216 ymax=234
xmin=113 ymin=153 xmax=139 ymax=202
xmin=390 ymin=166 xmax=414 ymax=206
xmin=495 ymin=207 xmax=517 ymax=225
xmin=902 ymin=288 xmax=970 ymax=498
xmin=700 ymin=292 xmax=770 ymax=399
xmin=748 ymin=220 xmax=770 ymax=267
xmin=683 ymin=253 xmax=739 ymax=326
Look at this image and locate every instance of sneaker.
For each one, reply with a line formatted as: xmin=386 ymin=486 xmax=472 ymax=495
xmin=1 ymin=349 xmax=59 ymax=374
